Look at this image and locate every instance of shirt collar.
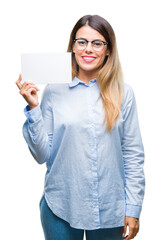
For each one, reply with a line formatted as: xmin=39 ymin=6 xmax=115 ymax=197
xmin=69 ymin=76 xmax=97 ymax=88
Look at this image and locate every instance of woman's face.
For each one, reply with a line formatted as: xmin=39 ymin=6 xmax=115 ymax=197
xmin=73 ymin=25 xmax=109 ymax=78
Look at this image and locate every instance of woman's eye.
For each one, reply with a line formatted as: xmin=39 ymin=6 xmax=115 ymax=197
xmin=94 ymin=41 xmax=102 ymax=47
xmin=78 ymin=40 xmax=86 ymax=45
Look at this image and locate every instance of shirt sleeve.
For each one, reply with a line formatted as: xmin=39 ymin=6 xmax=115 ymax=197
xmin=121 ymin=86 xmax=145 ymax=218
xmin=22 ymin=84 xmax=53 ymax=164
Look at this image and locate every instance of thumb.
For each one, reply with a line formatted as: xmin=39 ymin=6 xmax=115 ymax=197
xmin=122 ymin=224 xmax=127 ymax=238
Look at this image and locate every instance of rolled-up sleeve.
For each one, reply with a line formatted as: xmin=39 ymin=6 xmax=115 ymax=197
xmin=22 ymin=85 xmax=53 ymax=164
xmin=121 ymin=86 xmax=145 ymax=218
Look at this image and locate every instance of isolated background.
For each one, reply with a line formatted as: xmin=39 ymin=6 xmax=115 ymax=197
xmin=0 ymin=0 xmax=160 ymax=239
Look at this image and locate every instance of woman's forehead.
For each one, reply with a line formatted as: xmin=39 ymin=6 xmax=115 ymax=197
xmin=76 ymin=25 xmax=106 ymax=42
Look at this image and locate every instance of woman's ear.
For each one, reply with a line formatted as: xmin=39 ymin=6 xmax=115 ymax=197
xmin=106 ymin=49 xmax=110 ymax=56
xmin=73 ymin=44 xmax=76 ymax=53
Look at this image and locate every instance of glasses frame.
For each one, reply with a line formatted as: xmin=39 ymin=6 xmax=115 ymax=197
xmin=74 ymin=38 xmax=108 ymax=51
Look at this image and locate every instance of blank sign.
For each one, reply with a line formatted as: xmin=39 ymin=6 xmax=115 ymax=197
xmin=21 ymin=52 xmax=72 ymax=84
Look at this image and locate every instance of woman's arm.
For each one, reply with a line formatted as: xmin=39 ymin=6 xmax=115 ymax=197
xmin=23 ymin=85 xmax=53 ymax=164
xmin=16 ymin=75 xmax=53 ymax=164
xmin=121 ymin=86 xmax=145 ymax=239
xmin=122 ymin=86 xmax=145 ymax=217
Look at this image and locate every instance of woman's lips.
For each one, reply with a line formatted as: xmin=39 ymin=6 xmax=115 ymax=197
xmin=82 ymin=56 xmax=96 ymax=63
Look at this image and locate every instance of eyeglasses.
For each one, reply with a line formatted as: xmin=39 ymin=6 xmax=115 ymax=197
xmin=74 ymin=38 xmax=108 ymax=52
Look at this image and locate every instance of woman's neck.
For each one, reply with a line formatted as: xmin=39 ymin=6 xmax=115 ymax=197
xmin=77 ymin=71 xmax=97 ymax=85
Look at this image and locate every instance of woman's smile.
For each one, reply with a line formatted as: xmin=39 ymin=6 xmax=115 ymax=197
xmin=82 ymin=55 xmax=96 ymax=63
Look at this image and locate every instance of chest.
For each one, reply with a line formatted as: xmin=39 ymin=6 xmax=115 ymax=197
xmin=52 ymin=87 xmax=106 ymax=131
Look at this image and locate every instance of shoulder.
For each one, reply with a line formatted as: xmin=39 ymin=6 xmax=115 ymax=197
xmin=123 ymin=82 xmax=135 ymax=101
xmin=42 ymin=83 xmax=69 ymax=98
xmin=123 ymin=82 xmax=134 ymax=98
xmin=46 ymin=83 xmax=69 ymax=94
xmin=121 ymin=82 xmax=135 ymax=111
xmin=41 ymin=83 xmax=70 ymax=106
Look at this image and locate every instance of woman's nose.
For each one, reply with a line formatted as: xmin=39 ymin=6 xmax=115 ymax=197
xmin=85 ymin=42 xmax=93 ymax=52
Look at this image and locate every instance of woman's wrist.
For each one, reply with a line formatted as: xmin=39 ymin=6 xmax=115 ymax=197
xmin=29 ymin=104 xmax=38 ymax=110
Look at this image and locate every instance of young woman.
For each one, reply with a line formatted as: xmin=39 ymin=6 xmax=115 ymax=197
xmin=16 ymin=15 xmax=145 ymax=240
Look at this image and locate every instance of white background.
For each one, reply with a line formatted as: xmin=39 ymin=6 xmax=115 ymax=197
xmin=0 ymin=0 xmax=160 ymax=239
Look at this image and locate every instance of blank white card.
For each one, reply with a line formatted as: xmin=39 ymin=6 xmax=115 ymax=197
xmin=21 ymin=52 xmax=72 ymax=84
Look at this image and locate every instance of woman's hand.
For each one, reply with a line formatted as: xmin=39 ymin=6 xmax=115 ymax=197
xmin=123 ymin=216 xmax=139 ymax=239
xmin=16 ymin=74 xmax=39 ymax=110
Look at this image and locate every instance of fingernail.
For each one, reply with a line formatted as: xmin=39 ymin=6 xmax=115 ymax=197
xmin=122 ymin=233 xmax=125 ymax=237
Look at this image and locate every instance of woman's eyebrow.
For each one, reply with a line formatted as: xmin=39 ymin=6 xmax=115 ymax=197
xmin=76 ymin=37 xmax=105 ymax=41
xmin=76 ymin=37 xmax=87 ymax=40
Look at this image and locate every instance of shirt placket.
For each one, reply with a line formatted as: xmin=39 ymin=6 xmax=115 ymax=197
xmin=86 ymin=83 xmax=101 ymax=228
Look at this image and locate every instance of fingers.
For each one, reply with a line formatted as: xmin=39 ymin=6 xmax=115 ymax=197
xmin=122 ymin=224 xmax=127 ymax=238
xmin=19 ymin=83 xmax=39 ymax=99
xmin=123 ymin=217 xmax=139 ymax=240
xmin=16 ymin=74 xmax=39 ymax=92
xmin=20 ymin=81 xmax=39 ymax=93
xmin=124 ymin=226 xmax=134 ymax=240
xmin=16 ymin=74 xmax=39 ymax=94
xmin=20 ymin=86 xmax=38 ymax=97
xmin=123 ymin=224 xmax=139 ymax=240
xmin=16 ymin=74 xmax=22 ymax=89
xmin=16 ymin=74 xmax=39 ymax=109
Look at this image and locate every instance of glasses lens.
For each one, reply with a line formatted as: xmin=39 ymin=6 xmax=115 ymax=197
xmin=75 ymin=39 xmax=87 ymax=50
xmin=92 ymin=41 xmax=104 ymax=51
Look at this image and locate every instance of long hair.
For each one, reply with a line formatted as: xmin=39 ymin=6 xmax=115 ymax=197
xmin=67 ymin=15 xmax=124 ymax=133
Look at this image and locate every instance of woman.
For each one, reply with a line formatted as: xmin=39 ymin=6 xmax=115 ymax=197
xmin=16 ymin=15 xmax=145 ymax=240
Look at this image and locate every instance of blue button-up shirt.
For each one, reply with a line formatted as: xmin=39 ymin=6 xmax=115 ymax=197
xmin=23 ymin=77 xmax=145 ymax=230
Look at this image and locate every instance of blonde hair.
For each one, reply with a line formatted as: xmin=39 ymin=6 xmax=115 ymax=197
xmin=67 ymin=15 xmax=124 ymax=133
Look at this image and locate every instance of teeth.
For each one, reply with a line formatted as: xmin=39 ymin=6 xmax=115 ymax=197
xmin=83 ymin=57 xmax=95 ymax=60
